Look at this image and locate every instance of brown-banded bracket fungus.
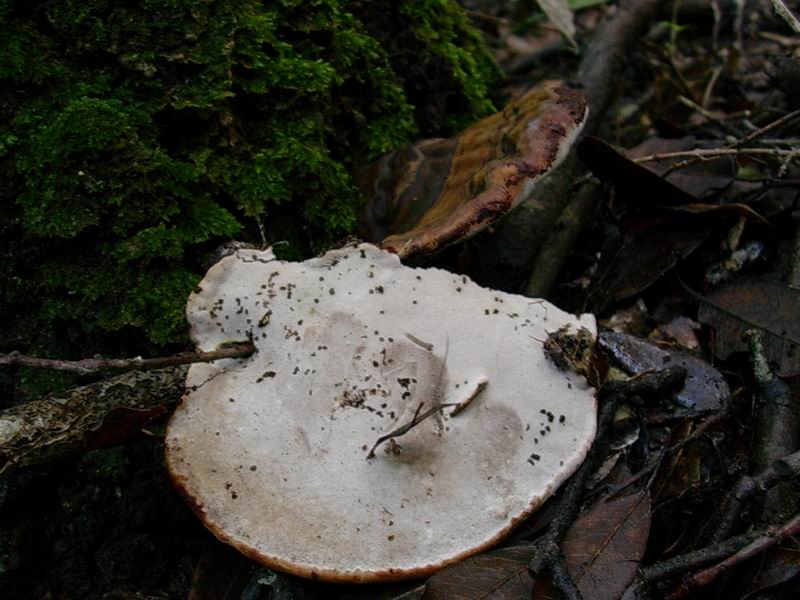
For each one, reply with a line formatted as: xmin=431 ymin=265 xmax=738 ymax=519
xmin=166 ymin=244 xmax=597 ymax=583
xmin=359 ymin=80 xmax=588 ymax=259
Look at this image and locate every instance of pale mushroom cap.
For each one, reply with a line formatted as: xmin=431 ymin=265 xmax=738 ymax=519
xmin=166 ymin=244 xmax=597 ymax=583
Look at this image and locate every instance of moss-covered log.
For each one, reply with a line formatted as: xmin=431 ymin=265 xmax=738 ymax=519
xmin=0 ymin=0 xmax=496 ymax=353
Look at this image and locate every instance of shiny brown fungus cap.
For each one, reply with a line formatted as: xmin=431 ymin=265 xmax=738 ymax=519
xmin=359 ymin=81 xmax=588 ymax=259
xmin=165 ymin=244 xmax=597 ymax=583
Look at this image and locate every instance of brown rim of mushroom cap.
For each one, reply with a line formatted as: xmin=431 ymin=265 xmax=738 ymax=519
xmin=165 ymin=244 xmax=597 ymax=583
xmin=358 ymin=81 xmax=588 ymax=260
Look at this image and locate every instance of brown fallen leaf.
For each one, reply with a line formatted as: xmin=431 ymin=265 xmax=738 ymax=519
xmin=599 ymin=331 xmax=729 ymax=415
xmin=421 ymin=544 xmax=536 ymax=599
xmin=578 ymin=136 xmax=698 ymax=206
xmin=626 ymin=136 xmax=735 ymax=199
xmin=579 ymin=136 xmax=767 ymax=222
xmin=589 ymin=219 xmax=708 ymax=312
xmin=662 ymin=202 xmax=769 ymax=225
xmin=742 ymin=547 xmax=800 ymax=599
xmin=533 ymin=491 xmax=652 ymax=600
xmin=423 ymin=493 xmax=651 ymax=599
xmin=564 ymin=491 xmax=652 ymax=598
xmin=693 ymin=278 xmax=800 ymax=377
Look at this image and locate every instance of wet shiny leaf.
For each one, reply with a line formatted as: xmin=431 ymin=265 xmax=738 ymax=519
xmin=599 ymin=331 xmax=729 ymax=415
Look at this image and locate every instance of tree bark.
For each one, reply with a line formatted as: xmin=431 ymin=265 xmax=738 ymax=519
xmin=0 ymin=366 xmax=186 ymax=475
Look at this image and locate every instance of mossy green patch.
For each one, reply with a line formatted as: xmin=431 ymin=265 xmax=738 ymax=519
xmin=0 ymin=0 xmax=497 ymax=356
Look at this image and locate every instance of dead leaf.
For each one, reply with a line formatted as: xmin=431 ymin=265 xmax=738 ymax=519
xmin=579 ymin=137 xmax=768 ymax=225
xmin=424 ymin=493 xmax=650 ymax=600
xmin=589 ymin=220 xmax=708 ymax=312
xmin=421 ymin=544 xmax=536 ymax=599
xmin=654 ymin=316 xmax=701 ymax=351
xmin=536 ymin=0 xmax=576 ymax=45
xmin=694 ymin=278 xmax=800 ymax=376
xmin=578 ymin=136 xmax=698 ymax=206
xmin=627 ymin=137 xmax=735 ymax=199
xmin=563 ymin=492 xmax=651 ymax=598
xmin=652 ymin=421 xmax=703 ymax=503
xmin=533 ymin=492 xmax=652 ymax=600
xmin=599 ymin=331 xmax=729 ymax=415
xmin=662 ymin=202 xmax=769 ymax=225
xmin=742 ymin=547 xmax=800 ymax=599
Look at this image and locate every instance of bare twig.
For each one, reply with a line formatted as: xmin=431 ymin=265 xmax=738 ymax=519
xmin=779 ymin=149 xmax=800 ymax=177
xmin=771 ymin=0 xmax=800 ymax=35
xmin=666 ymin=513 xmax=800 ymax=599
xmin=367 ymin=340 xmax=452 ymax=459
xmin=701 ymin=66 xmax=721 ymax=110
xmin=622 ymin=529 xmax=761 ymax=599
xmin=713 ymin=449 xmax=800 ymax=543
xmin=748 ymin=330 xmax=800 ymax=468
xmin=449 ymin=377 xmax=488 ymax=417
xmin=365 ymin=402 xmax=455 ymax=459
xmin=743 ymin=330 xmax=800 ymax=524
xmin=463 ymin=8 xmax=510 ymax=26
xmin=736 ymin=109 xmax=800 ymax=147
xmin=0 ymin=342 xmax=256 ymax=375
xmin=524 ymin=178 xmax=602 ymax=298
xmin=634 ymin=147 xmax=800 ymax=164
xmin=659 ymin=110 xmax=800 ymax=176
xmin=529 ymin=368 xmax=687 ymax=599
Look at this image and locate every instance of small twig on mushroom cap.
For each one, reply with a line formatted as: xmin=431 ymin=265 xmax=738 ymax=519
xmin=450 ymin=377 xmax=489 ymax=417
xmin=366 ymin=402 xmax=456 ymax=459
xmin=366 ymin=336 xmax=465 ymax=457
xmin=405 ymin=332 xmax=434 ymax=352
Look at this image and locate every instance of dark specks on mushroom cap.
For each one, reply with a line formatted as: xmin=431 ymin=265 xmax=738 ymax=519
xmin=358 ymin=81 xmax=588 ymax=259
xmin=166 ymin=243 xmax=597 ymax=583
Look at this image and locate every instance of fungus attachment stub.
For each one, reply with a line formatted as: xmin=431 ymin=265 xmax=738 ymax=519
xmin=166 ymin=244 xmax=597 ymax=583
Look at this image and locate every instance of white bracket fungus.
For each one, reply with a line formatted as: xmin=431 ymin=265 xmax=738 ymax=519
xmin=166 ymin=243 xmax=597 ymax=583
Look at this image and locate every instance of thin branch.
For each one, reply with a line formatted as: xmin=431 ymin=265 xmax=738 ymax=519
xmin=771 ymin=0 xmax=800 ymax=35
xmin=736 ymin=109 xmax=800 ymax=147
xmin=449 ymin=377 xmax=489 ymax=417
xmin=666 ymin=513 xmax=800 ymax=599
xmin=0 ymin=342 xmax=256 ymax=375
xmin=713 ymin=449 xmax=800 ymax=543
xmin=659 ymin=110 xmax=800 ymax=176
xmin=634 ymin=147 xmax=800 ymax=164
xmin=622 ymin=529 xmax=761 ymax=598
xmin=529 ymin=368 xmax=687 ymax=599
xmin=365 ymin=402 xmax=456 ymax=459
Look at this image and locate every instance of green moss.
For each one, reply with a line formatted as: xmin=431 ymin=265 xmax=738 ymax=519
xmin=0 ymin=0 xmax=496 ymax=354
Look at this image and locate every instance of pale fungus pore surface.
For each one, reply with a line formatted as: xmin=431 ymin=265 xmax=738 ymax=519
xmin=166 ymin=244 xmax=597 ymax=583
